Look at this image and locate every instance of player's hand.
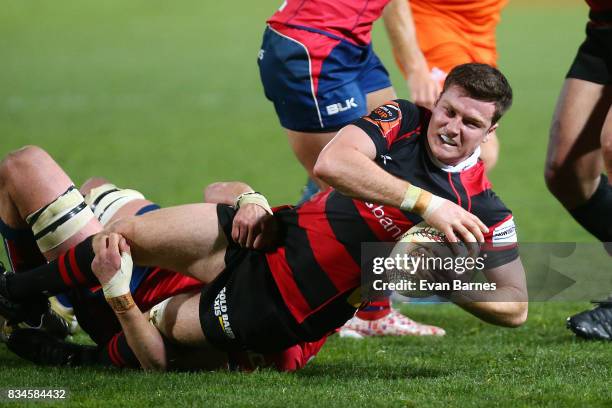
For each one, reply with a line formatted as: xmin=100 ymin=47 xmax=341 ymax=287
xmin=422 ymin=198 xmax=488 ymax=245
xmin=406 ymin=65 xmax=440 ymax=110
xmin=92 ymin=232 xmax=131 ymax=288
xmin=232 ymin=203 xmax=278 ymax=250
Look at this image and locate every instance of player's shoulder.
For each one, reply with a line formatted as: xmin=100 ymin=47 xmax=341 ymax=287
xmin=359 ymin=99 xmax=427 ymax=136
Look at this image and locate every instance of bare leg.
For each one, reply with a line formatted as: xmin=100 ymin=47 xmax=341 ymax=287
xmin=545 ymin=79 xmax=611 ymax=208
xmin=154 ymin=291 xmax=206 ymax=346
xmin=107 ymin=204 xmax=228 ymax=284
xmin=286 ymin=129 xmax=337 ymax=189
xmin=0 ymin=146 xmax=102 ymax=260
xmin=601 ymin=105 xmax=612 ymax=184
xmin=366 ymin=86 xmax=397 ymax=111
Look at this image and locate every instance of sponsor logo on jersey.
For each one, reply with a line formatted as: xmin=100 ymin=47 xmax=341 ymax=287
xmin=380 ymin=155 xmax=392 ymax=165
xmin=213 ymin=287 xmax=235 ymax=339
xmin=369 ymin=104 xmax=400 ymax=122
xmin=326 ymin=98 xmax=358 ymax=115
xmin=365 ymin=202 xmax=403 ymax=239
xmin=363 ymin=102 xmax=402 ymax=137
xmin=492 ymin=217 xmax=517 ymax=245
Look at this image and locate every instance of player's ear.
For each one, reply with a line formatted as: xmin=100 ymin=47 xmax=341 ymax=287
xmin=486 ymin=123 xmax=498 ymax=138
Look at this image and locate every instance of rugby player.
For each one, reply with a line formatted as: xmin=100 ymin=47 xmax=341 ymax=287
xmin=544 ymin=0 xmax=612 ymax=341
xmin=0 ymin=162 xmax=324 ymax=371
xmin=343 ymin=0 xmax=510 ymax=337
xmin=2 ymin=64 xmax=528 ymax=369
xmin=260 ymin=0 xmax=443 ymax=337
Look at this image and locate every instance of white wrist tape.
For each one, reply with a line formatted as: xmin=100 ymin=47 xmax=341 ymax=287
xmin=399 ymin=184 xmax=443 ymax=218
xmin=102 ymin=252 xmax=133 ymax=299
xmin=235 ymin=191 xmax=272 ymax=214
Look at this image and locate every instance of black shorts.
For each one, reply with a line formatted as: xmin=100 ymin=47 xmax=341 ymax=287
xmin=198 ymin=204 xmax=305 ymax=353
xmin=567 ymin=24 xmax=612 ymax=84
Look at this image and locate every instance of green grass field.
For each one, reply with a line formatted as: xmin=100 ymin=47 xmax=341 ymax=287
xmin=1 ymin=1 xmax=611 ymax=406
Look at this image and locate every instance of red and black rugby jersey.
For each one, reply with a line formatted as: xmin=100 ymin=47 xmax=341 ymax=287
xmin=267 ymin=0 xmax=391 ymax=46
xmin=265 ymin=99 xmax=518 ymax=337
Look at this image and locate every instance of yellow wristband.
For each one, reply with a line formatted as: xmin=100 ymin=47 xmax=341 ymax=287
xmin=107 ymin=293 xmax=135 ymax=314
xmin=400 ymin=184 xmax=442 ymax=217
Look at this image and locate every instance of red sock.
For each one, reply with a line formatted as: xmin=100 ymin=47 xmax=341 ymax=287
xmin=356 ymin=298 xmax=391 ymax=320
xmin=6 ymin=236 xmax=99 ymax=300
xmin=100 ymin=332 xmax=140 ymax=369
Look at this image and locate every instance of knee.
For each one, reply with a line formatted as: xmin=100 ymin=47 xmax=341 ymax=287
xmin=544 ymin=126 xmax=568 ymax=199
xmin=601 ymin=135 xmax=612 ymax=163
xmin=80 ymin=177 xmax=110 ymax=196
xmin=0 ymin=145 xmax=48 ymax=186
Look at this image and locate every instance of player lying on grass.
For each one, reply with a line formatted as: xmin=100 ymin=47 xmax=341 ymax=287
xmin=0 ymin=166 xmax=325 ymax=371
xmin=1 ymin=63 xmax=527 ymax=371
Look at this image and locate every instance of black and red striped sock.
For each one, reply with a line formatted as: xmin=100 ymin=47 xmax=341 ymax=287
xmin=5 ymin=236 xmax=98 ymax=301
xmin=0 ymin=219 xmax=46 ymax=273
xmin=98 ymin=332 xmax=140 ymax=369
xmin=356 ymin=298 xmax=391 ymax=320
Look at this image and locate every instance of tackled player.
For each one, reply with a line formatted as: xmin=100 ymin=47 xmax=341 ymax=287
xmin=1 ymin=63 xmax=527 ymax=370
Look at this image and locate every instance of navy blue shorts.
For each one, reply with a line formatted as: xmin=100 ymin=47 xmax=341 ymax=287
xmin=258 ymin=24 xmax=392 ymax=132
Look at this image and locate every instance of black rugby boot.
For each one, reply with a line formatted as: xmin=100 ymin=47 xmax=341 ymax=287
xmin=0 ymin=264 xmax=69 ymax=338
xmin=7 ymin=328 xmax=99 ymax=366
xmin=567 ymin=300 xmax=612 ymax=341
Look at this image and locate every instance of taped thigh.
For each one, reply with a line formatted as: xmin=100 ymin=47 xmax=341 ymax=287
xmin=25 ymin=186 xmax=94 ymax=252
xmin=84 ymin=183 xmax=145 ymax=226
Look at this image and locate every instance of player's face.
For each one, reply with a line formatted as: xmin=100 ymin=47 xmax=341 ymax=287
xmin=427 ymin=86 xmax=498 ymax=165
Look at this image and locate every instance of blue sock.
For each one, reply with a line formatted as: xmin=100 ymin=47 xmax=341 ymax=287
xmin=298 ymin=178 xmax=320 ymax=205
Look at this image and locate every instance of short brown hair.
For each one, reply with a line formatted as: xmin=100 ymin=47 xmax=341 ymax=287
xmin=442 ymin=63 xmax=513 ymax=124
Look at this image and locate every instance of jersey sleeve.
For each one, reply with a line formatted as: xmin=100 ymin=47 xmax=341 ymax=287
xmin=352 ymin=99 xmax=422 ymax=156
xmin=477 ymin=197 xmax=519 ymax=270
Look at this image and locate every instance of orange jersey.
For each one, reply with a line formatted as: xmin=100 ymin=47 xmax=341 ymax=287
xmin=410 ymin=0 xmax=508 ymax=72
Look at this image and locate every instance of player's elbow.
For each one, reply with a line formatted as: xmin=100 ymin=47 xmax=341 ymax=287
xmin=141 ymin=357 xmax=168 ymax=372
xmin=313 ymin=152 xmax=334 ymax=183
xmin=203 ymin=182 xmax=230 ymax=203
xmin=501 ymin=302 xmax=528 ymax=328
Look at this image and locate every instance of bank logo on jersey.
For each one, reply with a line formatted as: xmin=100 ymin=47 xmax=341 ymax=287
xmin=214 ymin=287 xmax=235 ymax=339
xmin=492 ymin=217 xmax=517 ymax=245
xmin=326 ymin=98 xmax=358 ymax=115
xmin=363 ymin=102 xmax=402 ymax=137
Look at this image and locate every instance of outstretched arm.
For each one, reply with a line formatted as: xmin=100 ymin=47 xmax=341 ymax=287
xmin=382 ymin=0 xmax=440 ymax=109
xmin=313 ymin=125 xmax=488 ymax=242
xmin=450 ymin=257 xmax=528 ymax=327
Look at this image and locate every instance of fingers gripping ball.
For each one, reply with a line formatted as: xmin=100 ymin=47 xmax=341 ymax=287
xmin=387 ymin=222 xmax=479 ymax=297
xmin=103 ymin=252 xmax=135 ymax=313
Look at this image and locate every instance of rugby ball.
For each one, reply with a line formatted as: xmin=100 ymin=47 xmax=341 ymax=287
xmin=386 ymin=222 xmax=476 ymax=297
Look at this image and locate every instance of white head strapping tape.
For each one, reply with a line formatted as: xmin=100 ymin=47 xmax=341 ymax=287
xmin=26 ymin=186 xmax=94 ymax=253
xmin=84 ymin=183 xmax=145 ymax=226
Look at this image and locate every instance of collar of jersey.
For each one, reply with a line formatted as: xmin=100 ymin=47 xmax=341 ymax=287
xmin=425 ymin=143 xmax=481 ymax=173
